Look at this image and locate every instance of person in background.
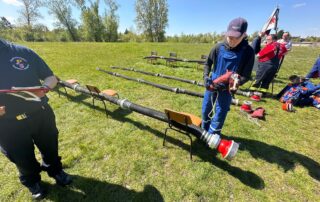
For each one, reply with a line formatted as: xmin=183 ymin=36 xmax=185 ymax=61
xmin=202 ymin=17 xmax=254 ymax=134
xmin=277 ymin=32 xmax=292 ymax=51
xmin=249 ymin=33 xmax=287 ymax=93
xmin=279 ymin=75 xmax=320 ymax=110
xmin=0 ymin=38 xmax=72 ymax=199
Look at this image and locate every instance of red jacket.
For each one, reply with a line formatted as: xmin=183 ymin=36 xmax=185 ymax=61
xmin=257 ymin=42 xmax=287 ymax=62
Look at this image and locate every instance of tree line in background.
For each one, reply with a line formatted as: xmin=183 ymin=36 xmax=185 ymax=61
xmin=1 ymin=0 xmax=319 ymax=43
xmin=0 ymin=0 xmax=121 ymax=42
xmin=0 ymin=0 xmax=169 ymax=42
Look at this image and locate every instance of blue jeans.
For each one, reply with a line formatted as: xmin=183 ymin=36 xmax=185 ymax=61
xmin=201 ymin=90 xmax=232 ymax=134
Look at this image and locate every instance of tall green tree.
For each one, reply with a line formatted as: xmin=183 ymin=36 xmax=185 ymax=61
xmin=18 ymin=0 xmax=42 ymax=27
xmin=135 ymin=0 xmax=168 ymax=42
xmin=104 ymin=0 xmax=119 ymax=42
xmin=45 ymin=0 xmax=79 ymax=41
xmin=76 ymin=0 xmax=106 ymax=42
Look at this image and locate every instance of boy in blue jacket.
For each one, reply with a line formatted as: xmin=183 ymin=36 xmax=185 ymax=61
xmin=202 ymin=18 xmax=254 ymax=134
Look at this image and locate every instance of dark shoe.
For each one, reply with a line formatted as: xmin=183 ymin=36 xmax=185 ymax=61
xmin=53 ymin=170 xmax=72 ymax=186
xmin=27 ymin=182 xmax=46 ymax=200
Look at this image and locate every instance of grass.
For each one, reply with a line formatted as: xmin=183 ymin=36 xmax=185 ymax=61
xmin=0 ymin=42 xmax=320 ymax=201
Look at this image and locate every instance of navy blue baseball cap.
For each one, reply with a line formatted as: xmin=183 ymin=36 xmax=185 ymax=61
xmin=225 ymin=17 xmax=248 ymax=38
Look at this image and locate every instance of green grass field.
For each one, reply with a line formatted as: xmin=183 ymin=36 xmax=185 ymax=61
xmin=1 ymin=42 xmax=320 ymax=201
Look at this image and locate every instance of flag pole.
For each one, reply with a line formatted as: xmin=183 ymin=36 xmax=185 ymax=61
xmin=275 ymin=5 xmax=279 ymax=35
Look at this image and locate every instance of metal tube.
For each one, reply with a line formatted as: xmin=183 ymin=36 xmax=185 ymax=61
xmin=109 ymin=66 xmax=250 ymax=98
xmin=58 ymin=80 xmax=239 ymax=160
xmin=97 ymin=67 xmax=240 ymax=105
xmin=143 ymin=56 xmax=205 ymax=63
xmin=110 ymin=66 xmax=204 ymax=86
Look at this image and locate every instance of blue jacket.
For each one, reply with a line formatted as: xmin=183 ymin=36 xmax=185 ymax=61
xmin=203 ymin=39 xmax=254 ymax=85
xmin=0 ymin=38 xmax=53 ymax=119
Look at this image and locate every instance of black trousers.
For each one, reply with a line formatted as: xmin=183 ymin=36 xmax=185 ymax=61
xmin=0 ymin=104 xmax=62 ymax=187
xmin=253 ymin=63 xmax=277 ymax=89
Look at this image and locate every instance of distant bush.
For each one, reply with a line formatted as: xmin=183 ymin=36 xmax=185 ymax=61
xmin=1 ymin=25 xmax=320 ymax=43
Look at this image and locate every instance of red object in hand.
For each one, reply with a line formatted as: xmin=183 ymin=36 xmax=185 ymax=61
xmin=0 ymin=86 xmax=50 ymax=94
xmin=213 ymin=71 xmax=233 ymax=84
xmin=212 ymin=71 xmax=240 ymax=93
xmin=5 ymin=86 xmax=50 ymax=98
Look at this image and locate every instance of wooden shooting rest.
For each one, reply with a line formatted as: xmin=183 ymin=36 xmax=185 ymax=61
xmin=163 ymin=108 xmax=202 ymax=160
xmin=56 ymin=76 xmax=78 ymax=97
xmin=166 ymin=52 xmax=177 ymax=66
xmin=148 ymin=51 xmax=158 ymax=64
xmin=196 ymin=54 xmax=207 ymax=70
xmin=85 ymin=85 xmax=119 ymax=117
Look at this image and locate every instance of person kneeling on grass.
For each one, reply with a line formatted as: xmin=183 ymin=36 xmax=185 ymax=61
xmin=278 ymin=75 xmax=320 ymax=110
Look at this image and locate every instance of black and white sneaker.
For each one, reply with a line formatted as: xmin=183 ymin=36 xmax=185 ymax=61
xmin=27 ymin=182 xmax=46 ymax=200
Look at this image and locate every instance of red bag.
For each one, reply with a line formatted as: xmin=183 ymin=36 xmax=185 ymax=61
xmin=251 ymin=107 xmax=265 ymax=119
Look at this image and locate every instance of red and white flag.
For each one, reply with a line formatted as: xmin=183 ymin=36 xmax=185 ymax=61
xmin=261 ymin=7 xmax=279 ymax=34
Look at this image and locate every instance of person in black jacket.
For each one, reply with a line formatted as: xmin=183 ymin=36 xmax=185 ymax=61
xmin=0 ymin=38 xmax=72 ymax=199
xmin=202 ymin=17 xmax=254 ymax=134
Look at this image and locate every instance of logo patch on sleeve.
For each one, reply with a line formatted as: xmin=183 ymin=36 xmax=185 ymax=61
xmin=10 ymin=57 xmax=29 ymax=70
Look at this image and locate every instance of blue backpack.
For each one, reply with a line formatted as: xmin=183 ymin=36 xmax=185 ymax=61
xmin=281 ymin=85 xmax=304 ymax=104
